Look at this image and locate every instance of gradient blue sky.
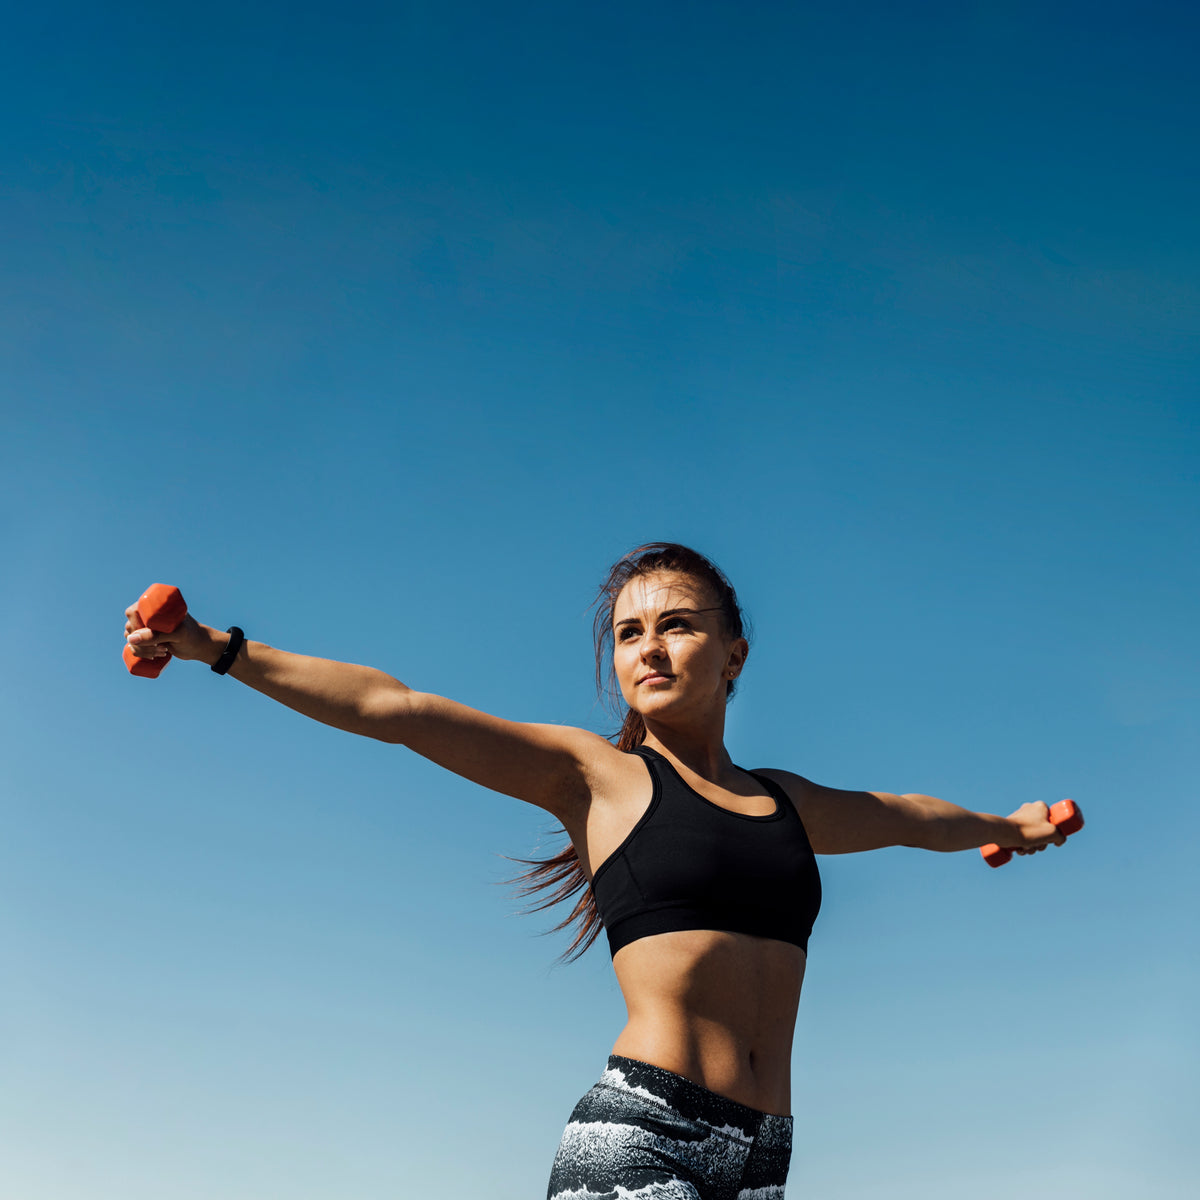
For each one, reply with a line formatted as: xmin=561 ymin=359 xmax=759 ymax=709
xmin=3 ymin=3 xmax=1197 ymax=1197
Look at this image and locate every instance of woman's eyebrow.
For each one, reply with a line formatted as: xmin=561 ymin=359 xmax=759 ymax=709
xmin=614 ymin=606 xmax=721 ymax=630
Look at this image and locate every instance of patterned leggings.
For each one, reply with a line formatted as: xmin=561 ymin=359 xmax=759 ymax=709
xmin=546 ymin=1056 xmax=793 ymax=1200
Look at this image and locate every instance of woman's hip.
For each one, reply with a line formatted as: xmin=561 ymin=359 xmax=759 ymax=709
xmin=546 ymin=1056 xmax=792 ymax=1200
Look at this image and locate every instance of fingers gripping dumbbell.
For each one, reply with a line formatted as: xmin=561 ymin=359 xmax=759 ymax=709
xmin=123 ymin=584 xmax=187 ymax=678
xmin=981 ymin=800 xmax=1084 ymax=868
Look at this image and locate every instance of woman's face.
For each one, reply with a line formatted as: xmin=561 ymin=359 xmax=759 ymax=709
xmin=612 ymin=571 xmax=746 ymax=724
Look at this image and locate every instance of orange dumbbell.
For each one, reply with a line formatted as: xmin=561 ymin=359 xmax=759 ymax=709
xmin=981 ymin=799 xmax=1084 ymax=868
xmin=123 ymin=583 xmax=187 ymax=678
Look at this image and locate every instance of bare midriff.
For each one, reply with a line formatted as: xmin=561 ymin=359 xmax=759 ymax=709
xmin=609 ymin=928 xmax=806 ymax=1116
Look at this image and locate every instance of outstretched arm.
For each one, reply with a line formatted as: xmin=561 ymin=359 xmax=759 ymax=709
xmin=124 ymin=608 xmax=610 ymax=821
xmin=760 ymin=771 xmax=1066 ymax=856
xmin=126 ymin=614 xmax=410 ymax=736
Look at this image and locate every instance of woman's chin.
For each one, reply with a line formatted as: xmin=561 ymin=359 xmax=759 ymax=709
xmin=635 ymin=697 xmax=688 ymax=724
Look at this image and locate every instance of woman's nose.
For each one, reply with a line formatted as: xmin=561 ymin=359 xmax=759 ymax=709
xmin=639 ymin=630 xmax=666 ymax=659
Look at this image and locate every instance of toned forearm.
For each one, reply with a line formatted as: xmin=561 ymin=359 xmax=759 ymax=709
xmin=201 ymin=624 xmax=411 ymax=739
xmin=896 ymin=794 xmax=1018 ymax=852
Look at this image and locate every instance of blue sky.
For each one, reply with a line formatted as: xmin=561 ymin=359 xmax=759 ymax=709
xmin=2 ymin=2 xmax=1197 ymax=1197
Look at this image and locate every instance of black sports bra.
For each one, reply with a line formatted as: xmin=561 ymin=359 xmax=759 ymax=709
xmin=590 ymin=746 xmax=822 ymax=958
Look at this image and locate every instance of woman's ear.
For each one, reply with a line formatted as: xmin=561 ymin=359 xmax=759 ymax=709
xmin=726 ymin=637 xmax=749 ymax=679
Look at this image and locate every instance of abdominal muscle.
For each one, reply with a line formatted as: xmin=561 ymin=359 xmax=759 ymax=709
xmin=609 ymin=928 xmax=806 ymax=1116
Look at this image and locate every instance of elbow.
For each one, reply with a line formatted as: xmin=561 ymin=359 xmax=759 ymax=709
xmin=360 ymin=682 xmax=418 ymax=743
xmin=899 ymin=830 xmax=946 ymax=852
xmin=897 ymin=794 xmax=951 ymax=852
xmin=925 ymin=823 xmax=957 ymax=853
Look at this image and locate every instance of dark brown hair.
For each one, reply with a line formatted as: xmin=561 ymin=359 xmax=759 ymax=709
xmin=509 ymin=543 xmax=750 ymax=960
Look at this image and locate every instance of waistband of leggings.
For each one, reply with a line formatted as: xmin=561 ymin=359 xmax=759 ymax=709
xmin=598 ymin=1055 xmax=791 ymax=1138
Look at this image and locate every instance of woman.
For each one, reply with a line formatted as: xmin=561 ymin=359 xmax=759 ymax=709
xmin=124 ymin=543 xmax=1069 ymax=1199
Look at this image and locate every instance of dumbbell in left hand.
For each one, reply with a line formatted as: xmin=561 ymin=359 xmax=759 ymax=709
xmin=981 ymin=799 xmax=1084 ymax=868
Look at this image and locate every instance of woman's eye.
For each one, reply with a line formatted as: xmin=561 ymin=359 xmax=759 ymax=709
xmin=662 ymin=618 xmax=691 ymax=632
xmin=617 ymin=627 xmax=640 ymax=641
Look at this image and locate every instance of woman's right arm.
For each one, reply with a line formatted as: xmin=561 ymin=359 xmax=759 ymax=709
xmin=124 ymin=610 xmax=610 ymax=821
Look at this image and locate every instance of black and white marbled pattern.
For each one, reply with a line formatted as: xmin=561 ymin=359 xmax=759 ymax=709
xmin=546 ymin=1057 xmax=792 ymax=1200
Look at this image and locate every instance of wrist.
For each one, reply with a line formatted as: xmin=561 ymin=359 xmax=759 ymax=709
xmin=211 ymin=626 xmax=245 ymax=675
xmin=199 ymin=624 xmax=227 ymax=667
xmin=987 ymin=815 xmax=1024 ymax=849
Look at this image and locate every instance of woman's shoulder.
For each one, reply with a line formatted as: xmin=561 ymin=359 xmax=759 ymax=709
xmin=747 ymin=766 xmax=810 ymax=791
xmin=747 ymin=768 xmax=911 ymax=855
xmin=745 ymin=767 xmax=827 ymax=817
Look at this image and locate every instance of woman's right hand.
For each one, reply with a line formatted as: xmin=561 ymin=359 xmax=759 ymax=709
xmin=124 ymin=604 xmax=222 ymax=666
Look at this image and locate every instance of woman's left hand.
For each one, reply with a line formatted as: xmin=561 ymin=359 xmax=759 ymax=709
xmin=1005 ymin=801 xmax=1068 ymax=854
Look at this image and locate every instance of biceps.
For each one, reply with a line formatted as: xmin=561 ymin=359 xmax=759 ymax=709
xmin=801 ymin=787 xmax=929 ymax=854
xmin=375 ymin=690 xmax=595 ymax=818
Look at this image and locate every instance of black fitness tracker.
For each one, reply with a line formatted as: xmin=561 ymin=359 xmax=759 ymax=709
xmin=211 ymin=626 xmax=245 ymax=675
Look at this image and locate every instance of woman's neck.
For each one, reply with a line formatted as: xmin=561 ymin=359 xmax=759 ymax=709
xmin=641 ymin=722 xmax=734 ymax=784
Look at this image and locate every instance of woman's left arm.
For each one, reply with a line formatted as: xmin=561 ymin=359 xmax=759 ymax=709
xmin=760 ymin=772 xmax=1066 ymax=856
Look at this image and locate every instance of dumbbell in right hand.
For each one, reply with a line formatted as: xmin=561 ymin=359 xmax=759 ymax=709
xmin=123 ymin=583 xmax=188 ymax=678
